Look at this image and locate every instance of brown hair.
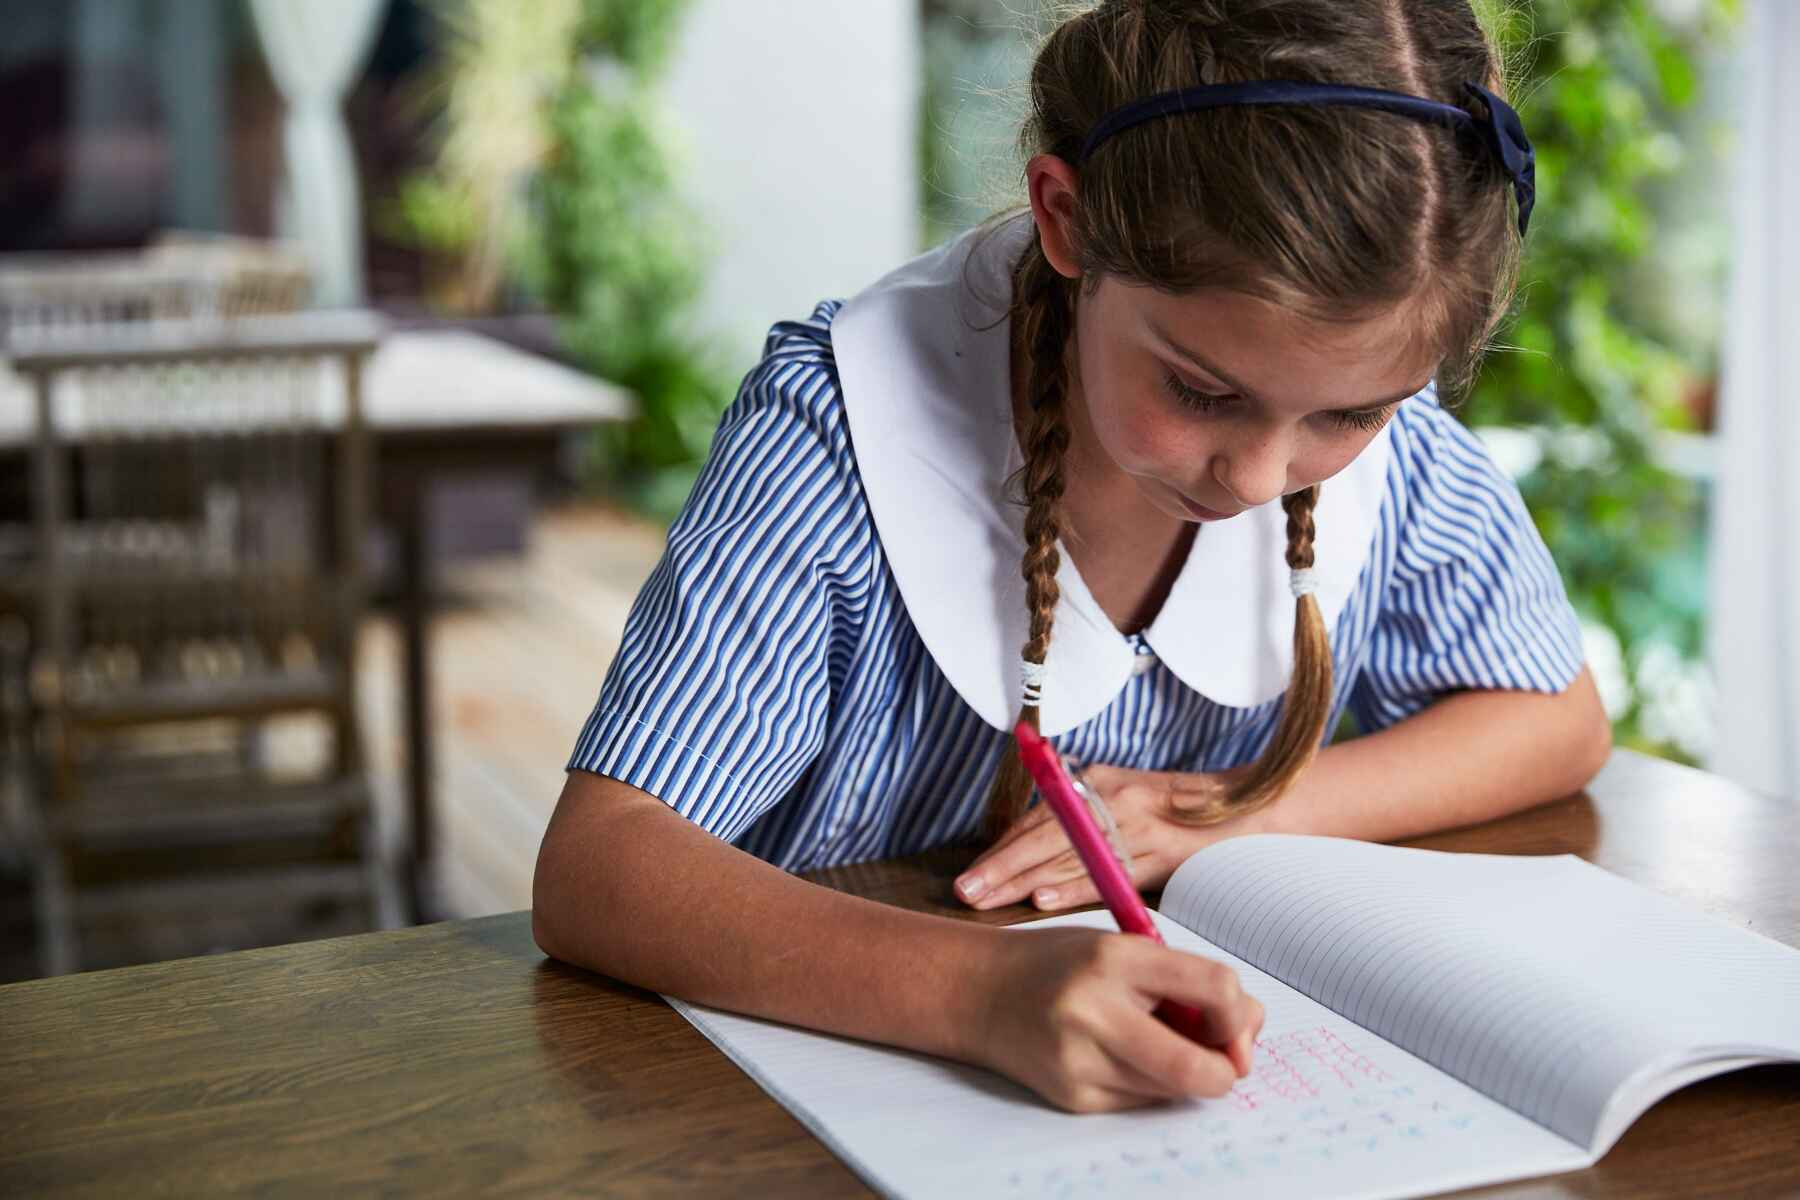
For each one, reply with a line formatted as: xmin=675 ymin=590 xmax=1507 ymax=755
xmin=985 ymin=0 xmax=1521 ymax=839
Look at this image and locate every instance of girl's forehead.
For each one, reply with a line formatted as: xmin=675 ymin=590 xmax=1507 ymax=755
xmin=1109 ymin=278 xmax=1440 ymax=411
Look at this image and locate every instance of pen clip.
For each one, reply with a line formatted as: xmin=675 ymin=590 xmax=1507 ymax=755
xmin=1063 ymin=756 xmax=1133 ymax=875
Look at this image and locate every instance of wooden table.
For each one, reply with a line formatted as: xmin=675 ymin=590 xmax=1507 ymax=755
xmin=2 ymin=748 xmax=1796 ymax=1198
xmin=1 ymin=326 xmax=636 ymax=923
xmin=357 ymin=331 xmax=632 ymax=922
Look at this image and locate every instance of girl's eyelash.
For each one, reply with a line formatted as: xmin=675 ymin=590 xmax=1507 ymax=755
xmin=1161 ymin=370 xmax=1395 ymax=432
xmin=1161 ymin=370 xmax=1235 ymax=412
xmin=1333 ymin=405 xmax=1396 ymax=433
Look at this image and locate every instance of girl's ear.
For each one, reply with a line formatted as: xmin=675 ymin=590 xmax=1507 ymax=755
xmin=1024 ymin=154 xmax=1084 ymax=282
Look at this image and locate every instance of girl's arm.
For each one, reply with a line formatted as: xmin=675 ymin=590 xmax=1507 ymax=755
xmin=956 ymin=667 xmax=1612 ymax=912
xmin=531 ymin=770 xmax=1264 ymax=1112
xmin=1254 ymin=664 xmax=1611 ymax=841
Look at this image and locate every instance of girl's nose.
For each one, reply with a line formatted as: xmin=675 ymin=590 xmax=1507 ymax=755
xmin=1212 ymin=431 xmax=1290 ymax=509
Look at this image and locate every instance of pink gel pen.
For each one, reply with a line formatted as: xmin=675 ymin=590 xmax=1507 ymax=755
xmin=1012 ymin=720 xmax=1218 ymax=1048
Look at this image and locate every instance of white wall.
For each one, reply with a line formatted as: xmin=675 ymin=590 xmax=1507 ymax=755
xmin=662 ymin=0 xmax=921 ymax=367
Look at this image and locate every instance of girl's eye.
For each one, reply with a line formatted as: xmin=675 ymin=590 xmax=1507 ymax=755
xmin=1330 ymin=405 xmax=1396 ymax=433
xmin=1163 ymin=369 xmax=1397 ymax=433
xmin=1162 ymin=370 xmax=1237 ymax=413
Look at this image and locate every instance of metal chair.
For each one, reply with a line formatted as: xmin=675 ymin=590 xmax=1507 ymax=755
xmin=0 ymin=236 xmax=311 ymax=586
xmin=0 ymin=235 xmax=310 ymax=338
xmin=7 ymin=311 xmax=384 ymax=974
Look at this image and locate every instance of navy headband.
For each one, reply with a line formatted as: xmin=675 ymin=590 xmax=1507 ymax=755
xmin=1075 ymin=80 xmax=1536 ymax=237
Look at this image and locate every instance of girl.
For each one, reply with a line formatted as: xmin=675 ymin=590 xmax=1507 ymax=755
xmin=533 ymin=0 xmax=1611 ymax=1115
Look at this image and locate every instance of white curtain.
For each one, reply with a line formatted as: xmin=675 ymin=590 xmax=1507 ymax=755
xmin=249 ymin=0 xmax=388 ymax=306
xmin=1707 ymin=0 xmax=1800 ymax=802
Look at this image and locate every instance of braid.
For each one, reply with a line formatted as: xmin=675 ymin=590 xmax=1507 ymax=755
xmin=983 ymin=236 xmax=1075 ymax=842
xmin=1281 ymin=485 xmax=1319 ymax=572
xmin=1171 ymin=484 xmax=1334 ymax=825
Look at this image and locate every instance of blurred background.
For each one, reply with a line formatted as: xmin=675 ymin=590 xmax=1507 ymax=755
xmin=0 ymin=0 xmax=1788 ymax=982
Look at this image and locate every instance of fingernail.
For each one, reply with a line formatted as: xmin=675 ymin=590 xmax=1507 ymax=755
xmin=1034 ymin=888 xmax=1057 ymax=907
xmin=957 ymin=875 xmax=986 ymax=901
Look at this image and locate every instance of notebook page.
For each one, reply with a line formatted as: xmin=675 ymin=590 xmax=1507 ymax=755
xmin=1160 ymin=835 xmax=1800 ymax=1153
xmin=667 ymin=910 xmax=1584 ymax=1200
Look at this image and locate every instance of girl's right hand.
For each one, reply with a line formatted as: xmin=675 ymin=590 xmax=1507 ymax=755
xmin=971 ymin=926 xmax=1264 ymax=1114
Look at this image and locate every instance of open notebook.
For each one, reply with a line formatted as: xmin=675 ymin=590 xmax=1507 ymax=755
xmin=667 ymin=835 xmax=1800 ymax=1200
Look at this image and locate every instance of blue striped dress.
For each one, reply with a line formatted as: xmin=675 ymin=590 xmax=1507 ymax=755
xmin=567 ymin=301 xmax=1585 ymax=872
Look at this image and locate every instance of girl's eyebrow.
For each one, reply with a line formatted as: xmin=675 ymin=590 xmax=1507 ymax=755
xmin=1148 ymin=321 xmax=1431 ymax=413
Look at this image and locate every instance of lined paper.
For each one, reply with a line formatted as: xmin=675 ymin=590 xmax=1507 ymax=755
xmin=669 ymin=910 xmax=1583 ymax=1200
xmin=1161 ymin=835 xmax=1800 ymax=1152
xmin=665 ymin=837 xmax=1799 ymax=1196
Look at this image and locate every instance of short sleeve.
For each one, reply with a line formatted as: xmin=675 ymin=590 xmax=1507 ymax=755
xmin=566 ymin=307 xmax=872 ymax=841
xmin=1349 ymin=400 xmax=1586 ymax=731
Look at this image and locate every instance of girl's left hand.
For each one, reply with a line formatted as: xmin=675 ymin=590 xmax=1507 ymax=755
xmin=954 ymin=762 xmax=1263 ymax=912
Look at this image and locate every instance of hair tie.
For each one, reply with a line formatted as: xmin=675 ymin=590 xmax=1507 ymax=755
xmin=1075 ymin=79 xmax=1536 ymax=237
xmin=1020 ymin=658 xmax=1048 ymax=706
xmin=1289 ymin=567 xmax=1320 ymax=599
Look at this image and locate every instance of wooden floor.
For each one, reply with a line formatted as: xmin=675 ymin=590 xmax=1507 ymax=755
xmin=359 ymin=498 xmax=668 ymax=920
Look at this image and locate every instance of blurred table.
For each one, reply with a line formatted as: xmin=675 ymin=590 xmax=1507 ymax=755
xmin=0 ymin=328 xmax=635 ymax=923
xmin=0 ymin=748 xmax=1795 ymax=1198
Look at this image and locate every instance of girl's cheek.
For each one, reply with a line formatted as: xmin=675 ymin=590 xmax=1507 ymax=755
xmin=1071 ymin=354 xmax=1150 ymax=461
xmin=1100 ymin=388 xmax=1191 ymax=474
xmin=1294 ymin=433 xmax=1376 ymax=488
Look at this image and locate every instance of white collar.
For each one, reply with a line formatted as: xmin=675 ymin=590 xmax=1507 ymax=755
xmin=831 ymin=215 xmax=1398 ymax=735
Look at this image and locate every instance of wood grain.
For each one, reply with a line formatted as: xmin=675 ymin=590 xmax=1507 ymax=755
xmin=1 ymin=748 xmax=1795 ymax=1198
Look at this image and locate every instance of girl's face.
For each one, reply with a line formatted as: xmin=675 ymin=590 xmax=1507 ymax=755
xmin=1067 ymin=275 xmax=1439 ymax=525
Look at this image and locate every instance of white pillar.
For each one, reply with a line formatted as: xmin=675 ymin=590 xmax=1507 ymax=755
xmin=1706 ymin=0 xmax=1800 ymax=802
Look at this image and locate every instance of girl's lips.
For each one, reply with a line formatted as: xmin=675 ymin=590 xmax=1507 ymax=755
xmin=1178 ymin=493 xmax=1241 ymax=521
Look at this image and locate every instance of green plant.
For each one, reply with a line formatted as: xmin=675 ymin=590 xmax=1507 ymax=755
xmin=1463 ymin=0 xmax=1739 ymax=759
xmin=533 ymin=0 xmax=734 ymax=519
xmin=384 ymin=0 xmax=582 ymax=314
